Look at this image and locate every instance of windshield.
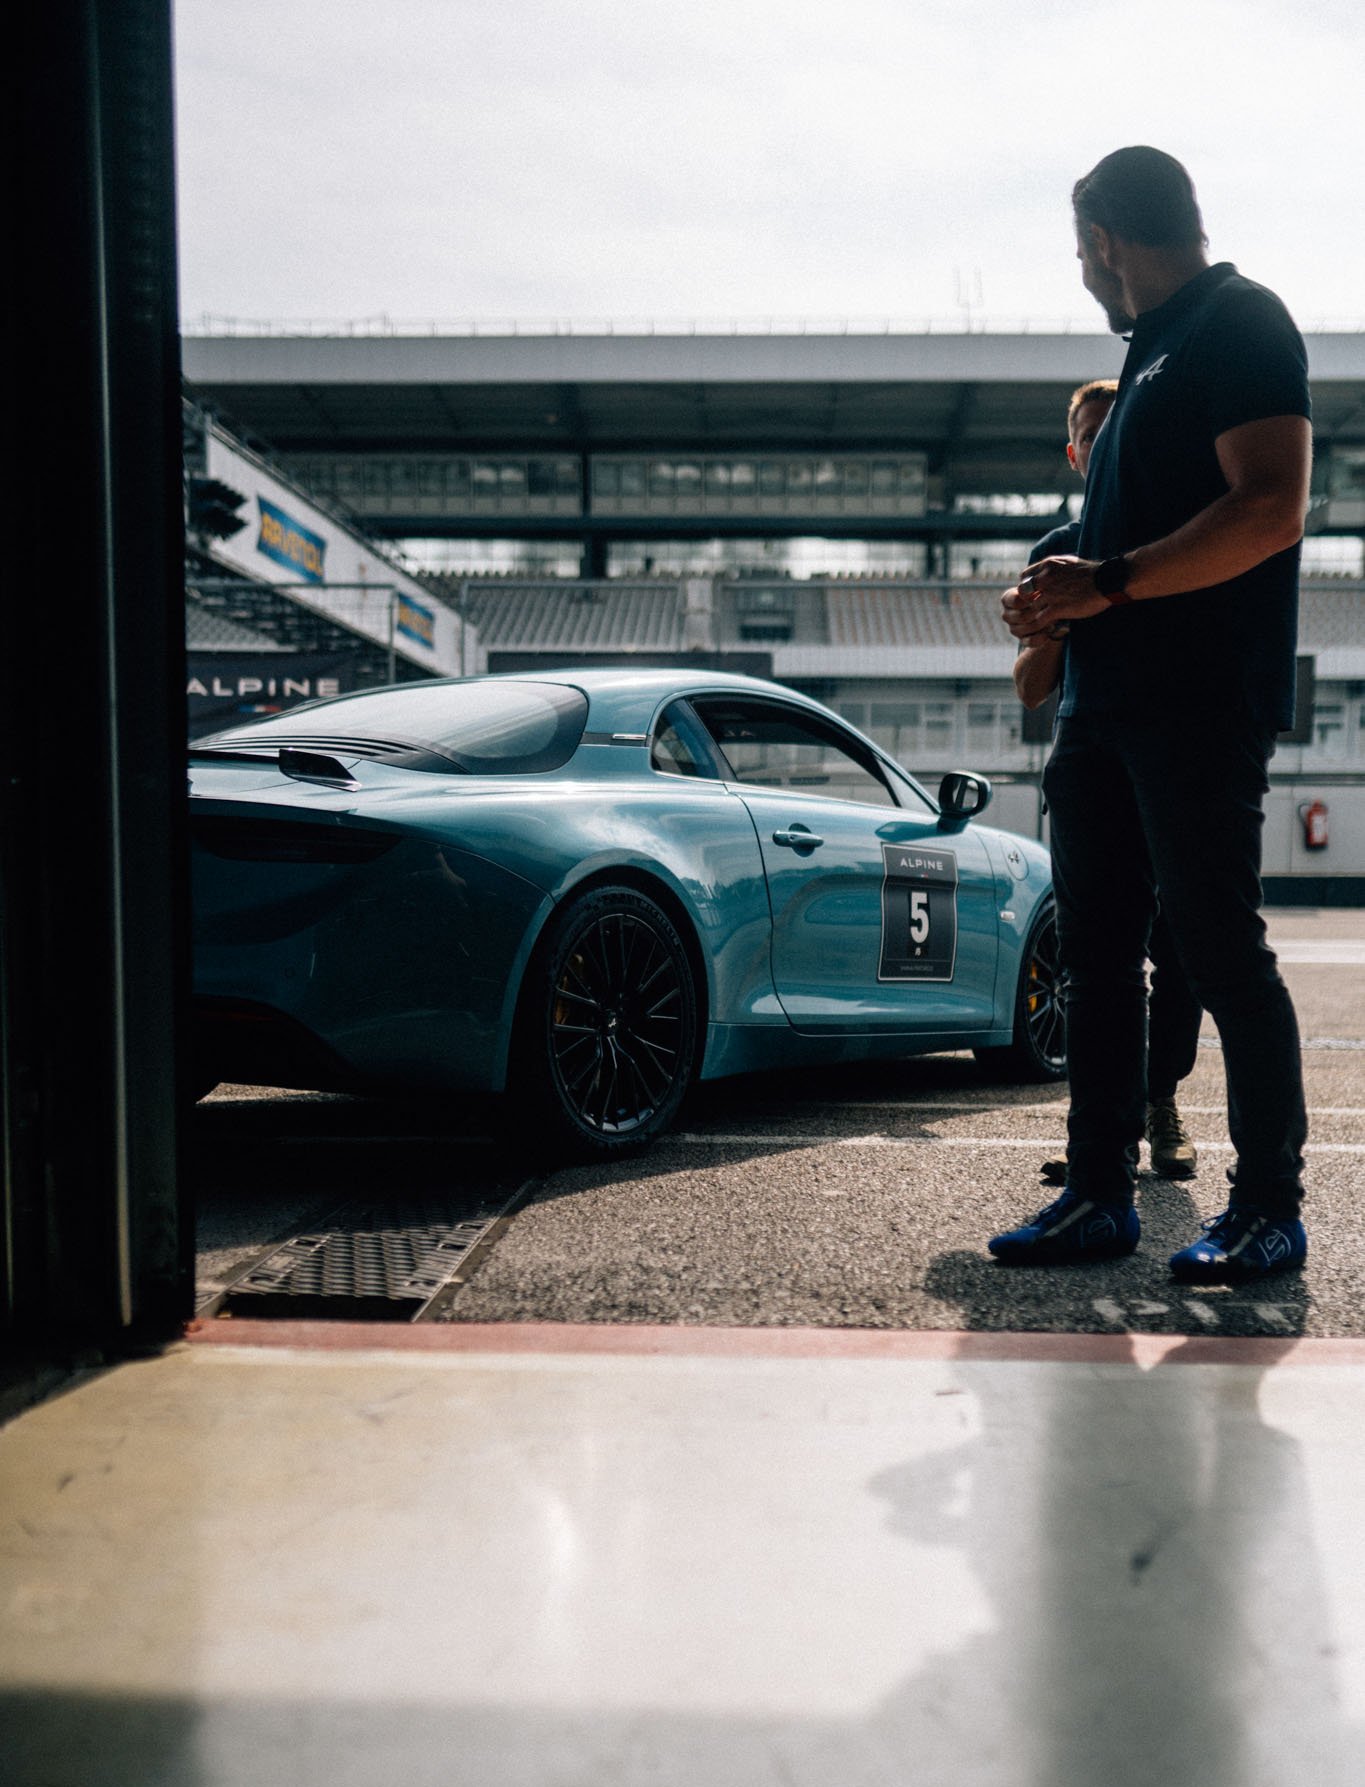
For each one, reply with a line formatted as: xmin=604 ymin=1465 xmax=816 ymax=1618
xmin=204 ymin=679 xmax=589 ymax=776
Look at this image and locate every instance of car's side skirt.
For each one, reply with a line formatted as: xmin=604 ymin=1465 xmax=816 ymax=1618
xmin=700 ymin=1021 xmax=1014 ymax=1082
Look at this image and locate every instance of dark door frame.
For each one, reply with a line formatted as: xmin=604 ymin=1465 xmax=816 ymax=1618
xmin=2 ymin=0 xmax=190 ymax=1350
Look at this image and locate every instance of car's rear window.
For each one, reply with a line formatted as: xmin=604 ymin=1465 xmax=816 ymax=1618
xmin=208 ymin=680 xmax=589 ymax=775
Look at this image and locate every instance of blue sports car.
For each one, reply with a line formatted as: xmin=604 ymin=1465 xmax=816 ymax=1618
xmin=190 ymin=669 xmax=1064 ymax=1157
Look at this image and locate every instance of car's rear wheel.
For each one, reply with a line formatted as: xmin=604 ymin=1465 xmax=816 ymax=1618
xmin=974 ymin=903 xmax=1067 ymax=1083
xmin=515 ymin=885 xmax=699 ymax=1160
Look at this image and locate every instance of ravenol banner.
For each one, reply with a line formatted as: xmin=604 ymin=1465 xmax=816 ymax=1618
xmin=395 ymin=592 xmax=436 ymax=648
xmin=257 ymin=496 xmax=327 ymax=582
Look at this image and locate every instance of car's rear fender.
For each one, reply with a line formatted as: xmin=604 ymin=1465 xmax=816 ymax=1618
xmin=496 ymin=787 xmax=785 ymax=1088
xmin=541 ymin=791 xmax=782 ymax=1023
xmin=192 ymin=800 xmax=553 ymax=1094
xmin=190 ymin=772 xmax=784 ymax=1093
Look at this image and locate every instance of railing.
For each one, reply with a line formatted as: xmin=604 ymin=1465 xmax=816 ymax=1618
xmin=183 ymin=313 xmax=1365 ymax=340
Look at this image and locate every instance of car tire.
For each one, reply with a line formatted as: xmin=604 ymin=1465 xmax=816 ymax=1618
xmin=513 ymin=884 xmax=699 ymax=1161
xmin=974 ymin=903 xmax=1067 ymax=1083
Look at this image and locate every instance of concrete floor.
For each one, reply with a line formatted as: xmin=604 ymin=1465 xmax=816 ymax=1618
xmin=5 ymin=1326 xmax=1365 ymax=1786
xmin=7 ymin=907 xmax=1364 ymax=1784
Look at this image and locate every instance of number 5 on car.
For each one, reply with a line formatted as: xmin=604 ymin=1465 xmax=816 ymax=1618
xmin=879 ymin=844 xmax=959 ymax=982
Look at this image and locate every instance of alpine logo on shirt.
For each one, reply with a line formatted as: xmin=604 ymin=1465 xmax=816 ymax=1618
xmin=1134 ymin=353 xmax=1170 ymax=385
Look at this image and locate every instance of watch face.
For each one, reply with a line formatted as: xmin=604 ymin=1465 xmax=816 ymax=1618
xmin=1096 ymin=555 xmax=1131 ymax=597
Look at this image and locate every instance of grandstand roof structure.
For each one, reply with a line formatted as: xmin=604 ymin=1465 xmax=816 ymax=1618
xmin=182 ymin=329 xmax=1365 ymax=539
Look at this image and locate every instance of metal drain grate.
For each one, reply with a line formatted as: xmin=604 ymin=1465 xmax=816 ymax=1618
xmin=216 ymin=1189 xmax=531 ymax=1322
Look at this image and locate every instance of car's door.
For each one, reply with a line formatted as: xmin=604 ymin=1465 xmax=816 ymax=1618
xmin=687 ymin=694 xmax=999 ymax=1033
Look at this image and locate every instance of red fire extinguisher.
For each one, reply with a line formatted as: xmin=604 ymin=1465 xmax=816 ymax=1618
xmin=1300 ymin=798 xmax=1329 ymax=851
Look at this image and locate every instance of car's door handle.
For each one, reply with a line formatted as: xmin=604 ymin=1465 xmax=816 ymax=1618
xmin=771 ymin=827 xmax=824 ymax=850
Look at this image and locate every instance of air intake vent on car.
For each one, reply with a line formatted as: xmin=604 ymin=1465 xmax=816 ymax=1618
xmin=191 ymin=817 xmax=399 ymax=864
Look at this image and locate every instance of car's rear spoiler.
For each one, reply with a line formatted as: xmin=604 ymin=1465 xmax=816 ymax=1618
xmin=187 ymin=745 xmax=359 ymax=789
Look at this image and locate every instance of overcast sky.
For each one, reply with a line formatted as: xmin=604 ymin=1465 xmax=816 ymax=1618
xmin=174 ymin=0 xmax=1364 ymax=331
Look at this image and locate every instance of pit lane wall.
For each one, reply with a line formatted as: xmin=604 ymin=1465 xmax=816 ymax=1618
xmin=991 ymin=776 xmax=1365 ymax=897
xmin=1261 ymin=777 xmax=1365 ymax=894
xmin=200 ymin=420 xmax=480 ymax=677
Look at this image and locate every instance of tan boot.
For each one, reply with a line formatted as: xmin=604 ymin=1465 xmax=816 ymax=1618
xmin=1146 ymin=1099 xmax=1198 ymax=1179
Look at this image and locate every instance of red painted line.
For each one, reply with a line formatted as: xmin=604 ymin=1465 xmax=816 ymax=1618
xmin=183 ymin=1318 xmax=1365 ymax=1369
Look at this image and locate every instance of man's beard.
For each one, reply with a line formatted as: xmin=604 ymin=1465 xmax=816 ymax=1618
xmin=1101 ymin=297 xmax=1137 ymax=335
xmin=1089 ymin=268 xmax=1135 ymax=334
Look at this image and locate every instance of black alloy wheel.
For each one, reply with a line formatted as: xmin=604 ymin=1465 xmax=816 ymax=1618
xmin=521 ymin=886 xmax=698 ymax=1158
xmin=974 ymin=905 xmax=1067 ymax=1083
xmin=1022 ymin=908 xmax=1067 ymax=1075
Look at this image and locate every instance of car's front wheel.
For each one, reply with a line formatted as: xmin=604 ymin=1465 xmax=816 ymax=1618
xmin=515 ymin=884 xmax=699 ymax=1160
xmin=974 ymin=903 xmax=1067 ymax=1083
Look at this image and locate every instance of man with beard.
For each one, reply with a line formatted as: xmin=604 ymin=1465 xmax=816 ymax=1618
xmin=988 ymin=146 xmax=1311 ymax=1281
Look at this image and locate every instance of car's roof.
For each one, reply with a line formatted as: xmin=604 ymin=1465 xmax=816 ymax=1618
xmin=199 ymin=665 xmax=934 ymax=793
xmin=200 ymin=665 xmax=858 ymax=754
xmin=459 ymin=665 xmax=855 ymax=733
xmin=193 ymin=664 xmax=970 ymax=822
xmin=314 ymin=665 xmax=832 ymax=724
xmin=422 ymin=666 xmax=801 ymax=698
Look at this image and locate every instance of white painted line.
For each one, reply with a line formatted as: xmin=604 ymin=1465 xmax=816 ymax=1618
xmin=1093 ymin=1294 xmax=1295 ymax=1335
xmin=820 ymin=1101 xmax=1365 ymax=1117
xmin=1184 ymin=1300 xmax=1220 ymax=1328
xmin=826 ymin=1100 xmax=1066 ymax=1114
xmin=678 ymin=1133 xmax=1365 ymax=1155
xmin=1199 ymin=1037 xmax=1365 ymax=1051
xmin=1221 ymin=1141 xmax=1365 ymax=1155
xmin=1175 ymin=1106 xmax=1365 ymax=1119
xmin=682 ymin=1133 xmax=1069 ymax=1149
xmin=1253 ymin=1304 xmax=1295 ymax=1332
xmin=1273 ymin=941 xmax=1365 ymax=964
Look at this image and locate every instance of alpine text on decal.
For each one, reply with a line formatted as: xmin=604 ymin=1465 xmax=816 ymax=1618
xmin=187 ymin=675 xmax=342 ymax=700
xmin=892 ymin=852 xmax=948 ymax=873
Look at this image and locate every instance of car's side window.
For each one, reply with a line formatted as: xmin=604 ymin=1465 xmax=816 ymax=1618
xmin=882 ymin=761 xmax=938 ymax=818
xmin=650 ymin=701 xmax=719 ymax=779
xmin=691 ymin=698 xmax=897 ymax=808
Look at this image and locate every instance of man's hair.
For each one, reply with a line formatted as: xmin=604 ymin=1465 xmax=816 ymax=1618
xmin=1067 ymin=378 xmax=1118 ymax=437
xmin=1072 ymin=146 xmax=1207 ymax=250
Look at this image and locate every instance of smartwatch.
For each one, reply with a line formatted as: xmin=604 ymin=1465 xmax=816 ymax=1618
xmin=1094 ymin=555 xmax=1134 ymax=604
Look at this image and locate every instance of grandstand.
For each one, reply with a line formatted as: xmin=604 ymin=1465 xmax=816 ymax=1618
xmin=456 ymin=573 xmax=1365 ymax=748
xmin=459 ymin=580 xmax=688 ymax=656
xmin=181 ymin=325 xmax=1365 ymax=882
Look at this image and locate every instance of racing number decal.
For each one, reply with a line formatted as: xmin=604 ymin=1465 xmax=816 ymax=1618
xmin=878 ymin=844 xmax=958 ymax=982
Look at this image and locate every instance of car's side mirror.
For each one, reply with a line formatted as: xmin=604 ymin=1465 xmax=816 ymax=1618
xmin=937 ymin=770 xmax=992 ymax=828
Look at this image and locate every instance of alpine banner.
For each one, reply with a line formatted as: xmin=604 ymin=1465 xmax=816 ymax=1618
xmin=187 ymin=650 xmax=360 ymax=738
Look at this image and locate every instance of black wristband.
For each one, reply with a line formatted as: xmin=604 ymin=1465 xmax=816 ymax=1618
xmin=1094 ymin=555 xmax=1134 ymax=603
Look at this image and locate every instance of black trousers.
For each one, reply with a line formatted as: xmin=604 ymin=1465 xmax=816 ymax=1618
xmin=1043 ymin=710 xmax=1306 ymax=1214
xmin=1146 ymin=911 xmax=1203 ymax=1101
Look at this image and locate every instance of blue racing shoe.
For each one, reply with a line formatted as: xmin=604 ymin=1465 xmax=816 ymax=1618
xmin=988 ymin=1191 xmax=1140 ymax=1265
xmin=1169 ymin=1207 xmax=1306 ymax=1284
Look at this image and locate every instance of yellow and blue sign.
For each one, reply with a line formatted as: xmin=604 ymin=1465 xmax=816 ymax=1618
xmin=395 ymin=593 xmax=436 ymax=649
xmin=257 ymin=497 xmax=326 ymax=582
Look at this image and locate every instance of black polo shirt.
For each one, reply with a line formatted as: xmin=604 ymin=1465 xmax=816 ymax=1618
xmin=1063 ymin=262 xmax=1310 ymax=731
xmin=1030 ymin=518 xmax=1079 ymax=566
